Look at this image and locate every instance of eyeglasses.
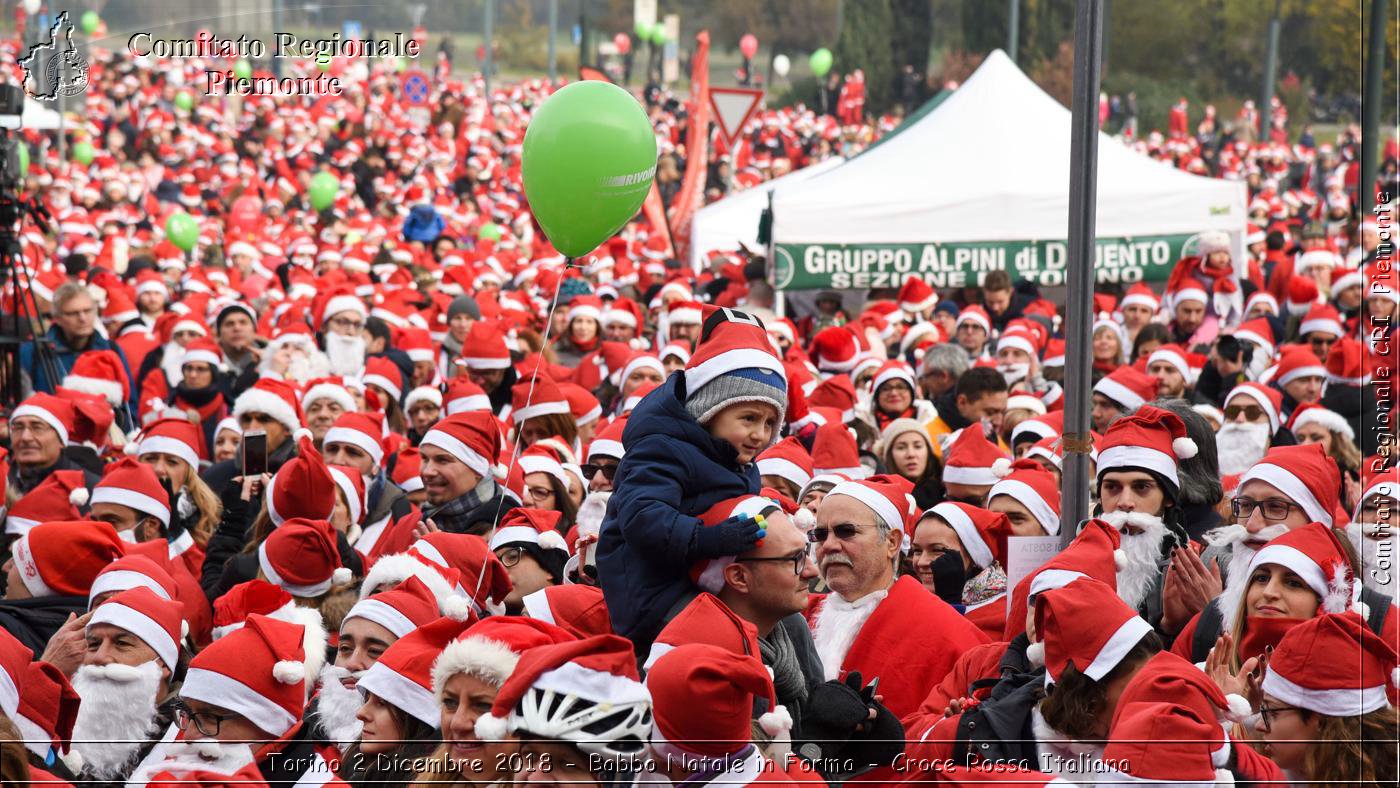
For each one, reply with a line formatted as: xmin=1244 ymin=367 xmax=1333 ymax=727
xmin=328 ymin=316 xmax=365 ymax=332
xmin=1224 ymin=404 xmax=1266 ymax=422
xmin=172 ymin=701 xmax=238 ymax=737
xmin=1308 ymin=335 xmax=1336 ymax=349
xmin=735 ymin=550 xmax=811 ymax=576
xmin=496 ymin=546 xmax=523 ymax=568
xmin=1231 ymin=497 xmax=1303 ymax=522
xmin=580 ymin=463 xmax=618 ymax=481
xmin=808 ymin=524 xmax=865 ymax=543
xmin=1256 ymin=701 xmax=1302 ymax=733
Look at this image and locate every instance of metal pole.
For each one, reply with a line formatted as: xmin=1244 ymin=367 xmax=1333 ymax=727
xmin=547 ymin=0 xmax=558 ymax=84
xmin=1260 ymin=0 xmax=1282 ymax=141
xmin=1060 ymin=0 xmax=1104 ymax=545
xmin=1360 ymin=0 xmax=1387 ymax=224
xmin=1008 ymin=0 xmax=1020 ymax=64
xmin=483 ymin=0 xmax=494 ymax=94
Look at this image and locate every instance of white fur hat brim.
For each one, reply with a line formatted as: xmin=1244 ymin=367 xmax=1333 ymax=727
xmin=431 ymin=636 xmax=520 ymax=700
xmin=233 ymin=388 xmax=302 ymax=433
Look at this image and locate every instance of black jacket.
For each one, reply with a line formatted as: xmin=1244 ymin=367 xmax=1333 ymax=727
xmin=0 ymin=594 xmax=88 ymax=653
xmin=950 ymin=636 xmax=1045 ymax=768
xmin=7 ymin=451 xmax=102 ymax=498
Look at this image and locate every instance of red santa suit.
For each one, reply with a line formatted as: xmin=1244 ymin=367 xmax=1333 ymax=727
xmin=809 ymin=575 xmax=989 ymax=719
xmin=901 ymin=639 xmax=1009 ymax=738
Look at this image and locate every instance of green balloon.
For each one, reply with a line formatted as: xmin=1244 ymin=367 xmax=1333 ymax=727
xmin=81 ymin=11 xmax=100 ymax=35
xmin=308 ymin=172 xmax=340 ymax=212
xmin=316 ymin=53 xmax=332 ymax=72
xmin=634 ymin=20 xmax=649 ymax=38
xmin=174 ymin=91 xmax=193 ymax=111
xmin=166 ymin=213 xmax=199 ymax=252
xmin=233 ymin=59 xmax=252 ymax=80
xmin=809 ymin=47 xmax=833 ymax=78
xmin=523 ymin=81 xmax=656 ymax=258
xmin=17 ymin=142 xmax=28 ymax=175
xmin=72 ymin=141 xmax=94 ymax=166
xmin=477 ymin=222 xmax=502 ymax=241
xmin=395 ymin=57 xmax=408 ymax=73
xmin=651 ymin=23 xmax=667 ymax=45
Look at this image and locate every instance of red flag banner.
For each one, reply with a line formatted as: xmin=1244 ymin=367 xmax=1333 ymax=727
xmin=642 ymin=181 xmax=674 ymax=258
xmin=669 ymin=30 xmax=710 ymax=264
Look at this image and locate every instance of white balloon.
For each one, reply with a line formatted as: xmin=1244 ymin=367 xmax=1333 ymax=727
xmin=21 ymin=0 xmax=41 ymax=15
xmin=773 ymin=54 xmax=791 ymax=76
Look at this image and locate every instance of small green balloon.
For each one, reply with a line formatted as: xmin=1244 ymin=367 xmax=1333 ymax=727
xmin=233 ymin=59 xmax=252 ymax=80
xmin=477 ymin=222 xmax=502 ymax=241
xmin=308 ymin=171 xmax=340 ymax=212
xmin=317 ymin=53 xmax=332 ymax=72
xmin=809 ymin=47 xmax=833 ymax=78
xmin=633 ymin=20 xmax=649 ymax=38
xmin=651 ymin=23 xmax=667 ymax=45
xmin=174 ymin=91 xmax=193 ymax=111
xmin=72 ymin=141 xmax=95 ymax=166
xmin=166 ymin=213 xmax=199 ymax=252
xmin=81 ymin=11 xmax=100 ymax=35
xmin=395 ymin=57 xmax=408 ymax=73
xmin=523 ymin=81 xmax=657 ymax=258
xmin=17 ymin=142 xmax=28 ymax=175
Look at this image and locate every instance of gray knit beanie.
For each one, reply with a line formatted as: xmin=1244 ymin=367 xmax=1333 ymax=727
xmin=685 ymin=367 xmax=788 ymax=426
xmin=448 ymin=295 xmax=480 ymax=321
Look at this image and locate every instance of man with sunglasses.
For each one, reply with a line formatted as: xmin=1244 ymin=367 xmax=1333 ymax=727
xmin=808 ymin=475 xmax=988 ymax=723
xmin=1217 ymin=382 xmax=1289 ymax=475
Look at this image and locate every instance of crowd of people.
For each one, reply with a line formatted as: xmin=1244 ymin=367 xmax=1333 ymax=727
xmin=0 ymin=32 xmax=1395 ymax=788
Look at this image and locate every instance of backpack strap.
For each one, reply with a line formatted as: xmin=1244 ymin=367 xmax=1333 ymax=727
xmin=1191 ymin=596 xmax=1225 ymax=663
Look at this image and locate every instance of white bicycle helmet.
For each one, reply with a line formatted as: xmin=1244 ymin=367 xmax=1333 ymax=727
xmin=512 ymin=682 xmax=653 ymax=762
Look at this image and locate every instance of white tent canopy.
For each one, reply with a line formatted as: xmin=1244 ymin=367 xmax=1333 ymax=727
xmin=689 ymin=156 xmax=842 ymax=270
xmin=769 ymin=49 xmax=1246 ymax=289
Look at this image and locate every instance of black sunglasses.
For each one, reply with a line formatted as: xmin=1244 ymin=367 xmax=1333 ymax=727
xmin=580 ymin=462 xmax=618 ymax=481
xmin=808 ymin=524 xmax=865 ymax=543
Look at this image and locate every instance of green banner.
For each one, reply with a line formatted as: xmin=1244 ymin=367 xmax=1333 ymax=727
xmin=773 ymin=234 xmax=1193 ymax=290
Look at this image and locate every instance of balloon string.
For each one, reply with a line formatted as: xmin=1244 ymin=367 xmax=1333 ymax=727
xmin=489 ymin=255 xmax=578 ymax=527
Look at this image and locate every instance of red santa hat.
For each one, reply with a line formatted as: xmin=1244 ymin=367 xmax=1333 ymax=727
xmin=516 ymin=445 xmax=570 ymax=490
xmin=209 ymin=579 xmax=295 ymax=640
xmin=10 ymin=393 xmax=78 ymax=445
xmin=343 ymin=576 xmax=441 ymax=640
xmin=267 ymin=436 xmax=337 ymax=526
xmin=1244 ymin=290 xmax=1280 ymax=317
xmin=1032 ymin=577 xmax=1153 ymax=686
xmin=1231 ymin=318 xmax=1276 ymax=357
xmin=666 ymin=299 xmax=704 ymax=326
xmin=329 ymin=464 xmax=367 ymax=526
xmin=645 ymin=593 xmax=761 ymax=671
xmin=1238 ymin=443 xmax=1341 ymax=526
xmin=511 ymin=374 xmax=571 ymax=424
xmin=316 ymin=289 xmax=368 ymax=330
xmin=1092 ymin=365 xmax=1158 ymax=412
xmin=996 ymin=325 xmax=1039 ymax=357
xmin=14 ymin=659 xmax=79 ymax=764
xmin=1008 ymin=412 xmax=1062 ymax=449
xmin=458 ymin=322 xmax=513 ymax=369
xmin=258 ymin=517 xmax=352 ymax=598
xmin=88 ymin=586 xmax=185 ymax=669
xmin=925 ymin=502 xmax=1012 ymax=570
xmin=89 ymin=554 xmax=179 ymax=605
xmin=131 ymin=417 xmax=207 ymax=471
xmin=826 ymin=474 xmax=917 ymax=534
xmin=404 ymin=385 xmax=444 ymax=415
xmin=302 ymin=377 xmax=358 ymax=415
xmin=1018 ymin=520 xmax=1125 ymax=624
xmin=409 ymin=532 xmax=513 ymax=617
xmin=1298 ymin=302 xmax=1345 ymax=338
xmin=565 ymin=294 xmax=604 ymax=325
xmin=1223 ymin=382 xmax=1284 ymax=434
xmin=688 ymin=496 xmax=781 ymax=594
xmin=488 ymin=507 xmax=570 ymax=555
xmin=521 ymin=584 xmax=613 ymax=640
xmin=1288 ymin=402 xmax=1355 ymax=442
xmin=808 ymin=375 xmax=858 ymax=420
xmin=586 ymin=417 xmax=627 ymax=462
xmin=1116 ymin=651 xmax=1252 ymax=766
xmin=1326 ymin=334 xmax=1366 ymax=386
xmin=648 ymin=644 xmax=791 ymax=759
xmin=1119 ymin=283 xmax=1160 ymax=312
xmin=810 ymin=326 xmax=861 ymax=374
xmin=1285 ymin=275 xmax=1321 ymax=314
xmin=430 ymin=616 xmax=576 ymax=702
xmin=1167 ymin=276 xmax=1209 ymax=309
xmin=1248 ymin=522 xmax=1358 ymax=614
xmin=897 ymin=277 xmax=937 ymax=315
xmin=181 ymin=614 xmax=311 ymax=738
xmin=756 ymin=436 xmax=815 ymax=492
xmin=0 ymin=629 xmax=31 ymax=718
xmin=1096 ymin=404 xmax=1198 ymax=491
xmin=233 ymin=378 xmax=305 ymax=434
xmin=362 ymin=357 xmax=405 ymax=403
xmin=987 ymin=460 xmax=1062 ymax=535
xmin=92 ymin=456 xmax=172 ymax=528
xmin=472 ymin=634 xmax=651 ymax=747
xmin=420 ymin=412 xmax=502 ymax=479
xmin=1146 ymin=343 xmax=1197 ymax=384
xmin=870 ymin=360 xmax=917 ymax=395
xmin=617 ymin=353 xmax=664 ymax=388
xmin=357 ymin=616 xmax=477 ymax=727
xmin=810 ymin=421 xmax=864 ymax=477
xmin=561 ymin=383 xmax=602 ymax=427
xmin=61 ymin=350 xmax=131 ymax=407
xmin=1261 ymin=611 xmax=1399 ymax=717
xmin=683 ymin=308 xmax=788 ymax=423
xmin=443 ymin=377 xmax=491 ymax=415
xmin=955 ymin=305 xmax=992 ymax=335
xmin=658 ymin=340 xmax=692 ymax=367
xmin=11 ymin=520 xmax=126 ymax=597
xmin=943 ymin=427 xmax=1012 ymax=487
xmin=1100 ymin=700 xmax=1234 ymax=787
xmin=323 ymin=412 xmax=387 ymax=467
xmin=1272 ymin=345 xmax=1328 ymax=387
xmin=3 ymin=470 xmax=88 ymax=536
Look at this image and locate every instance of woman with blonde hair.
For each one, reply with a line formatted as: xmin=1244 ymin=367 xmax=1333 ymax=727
xmin=131 ymin=417 xmax=223 ymax=557
xmin=1288 ymin=402 xmax=1361 ymax=485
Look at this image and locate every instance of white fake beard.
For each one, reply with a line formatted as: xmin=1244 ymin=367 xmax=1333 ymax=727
xmin=998 ymin=362 xmax=1030 ymax=386
xmin=326 ymin=333 xmax=367 ymax=377
xmin=1347 ymin=521 xmax=1399 ymax=601
xmin=125 ymin=738 xmax=257 ymax=785
xmin=1216 ymin=422 xmax=1272 ymax=475
xmin=1244 ymin=350 xmax=1273 ymax=382
xmin=70 ymin=661 xmax=164 ymax=782
xmin=575 ymin=492 xmax=610 ymax=538
xmin=161 ymin=341 xmax=187 ymax=385
xmin=1100 ymin=511 xmax=1168 ymax=610
xmin=1205 ymin=521 xmax=1291 ymax=625
xmin=811 ymin=584 xmax=886 ymax=681
xmin=311 ymin=664 xmax=365 ymax=749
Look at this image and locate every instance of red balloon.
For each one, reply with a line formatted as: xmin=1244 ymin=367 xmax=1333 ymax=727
xmin=227 ymin=195 xmax=263 ymax=236
xmin=739 ymin=33 xmax=758 ymax=59
xmin=614 ymin=32 xmax=631 ymax=55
